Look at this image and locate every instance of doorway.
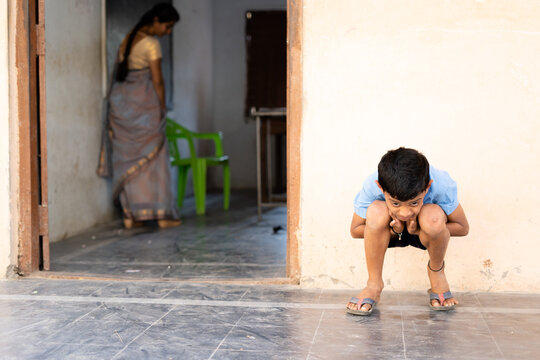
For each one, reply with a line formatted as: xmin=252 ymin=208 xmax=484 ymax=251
xmin=14 ymin=0 xmax=302 ymax=282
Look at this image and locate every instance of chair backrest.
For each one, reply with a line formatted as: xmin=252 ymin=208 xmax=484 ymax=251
xmin=165 ymin=118 xmax=197 ymax=161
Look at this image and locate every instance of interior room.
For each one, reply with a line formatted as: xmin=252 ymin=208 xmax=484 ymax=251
xmin=42 ymin=0 xmax=288 ymax=281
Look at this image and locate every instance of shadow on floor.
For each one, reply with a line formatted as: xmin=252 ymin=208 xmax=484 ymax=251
xmin=46 ymin=192 xmax=287 ymax=281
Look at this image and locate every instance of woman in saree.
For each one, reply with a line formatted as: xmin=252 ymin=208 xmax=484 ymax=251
xmin=98 ymin=3 xmax=181 ymax=229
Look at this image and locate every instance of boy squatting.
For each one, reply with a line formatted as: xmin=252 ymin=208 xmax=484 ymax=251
xmin=346 ymin=147 xmax=469 ymax=315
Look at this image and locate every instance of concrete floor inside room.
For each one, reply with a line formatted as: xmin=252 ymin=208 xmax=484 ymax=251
xmin=45 ymin=192 xmax=288 ymax=281
xmin=2 ymin=192 xmax=539 ymax=359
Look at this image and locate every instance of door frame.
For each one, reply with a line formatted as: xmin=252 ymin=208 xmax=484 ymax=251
xmin=13 ymin=0 xmax=301 ymax=281
xmin=286 ymin=0 xmax=302 ymax=280
xmin=12 ymin=0 xmax=49 ymax=275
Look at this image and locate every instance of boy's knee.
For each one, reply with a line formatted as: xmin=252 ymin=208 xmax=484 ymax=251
xmin=366 ymin=201 xmax=391 ymax=229
xmin=419 ymin=204 xmax=447 ymax=236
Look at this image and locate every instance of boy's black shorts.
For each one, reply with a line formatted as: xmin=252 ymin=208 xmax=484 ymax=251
xmin=388 ymin=228 xmax=426 ymax=250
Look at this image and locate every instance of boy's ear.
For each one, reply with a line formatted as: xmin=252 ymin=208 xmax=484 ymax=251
xmin=425 ymin=179 xmax=434 ymax=192
xmin=375 ymin=180 xmax=383 ymax=191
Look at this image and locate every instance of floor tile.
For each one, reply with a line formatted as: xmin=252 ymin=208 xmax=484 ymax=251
xmin=218 ymin=324 xmax=316 ymax=352
xmin=49 ymin=192 xmax=286 ymax=281
xmin=79 ymin=303 xmax=174 ymax=324
xmin=114 ymin=345 xmax=214 ymax=360
xmin=475 ymin=292 xmax=540 ymax=309
xmin=163 ymin=283 xmax=249 ymax=301
xmin=38 ymin=319 xmax=149 ymax=347
xmin=403 ymin=329 xmax=504 ymax=359
xmin=129 ymin=322 xmax=233 ymax=349
xmin=160 ymin=305 xmax=245 ymax=326
xmin=211 ymin=349 xmax=307 ymax=360
xmin=92 ymin=281 xmax=179 ymax=299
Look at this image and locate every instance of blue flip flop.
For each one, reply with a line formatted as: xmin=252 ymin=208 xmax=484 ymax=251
xmin=346 ymin=296 xmax=376 ymax=316
xmin=428 ymin=289 xmax=456 ymax=311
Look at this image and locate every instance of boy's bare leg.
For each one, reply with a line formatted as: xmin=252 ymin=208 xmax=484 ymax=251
xmin=347 ymin=201 xmax=391 ymax=312
xmin=418 ymin=204 xmax=459 ymax=308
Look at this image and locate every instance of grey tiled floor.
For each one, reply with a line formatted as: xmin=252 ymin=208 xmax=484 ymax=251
xmin=49 ymin=193 xmax=287 ymax=280
xmin=1 ymin=279 xmax=540 ymax=359
xmin=5 ymin=193 xmax=539 ymax=358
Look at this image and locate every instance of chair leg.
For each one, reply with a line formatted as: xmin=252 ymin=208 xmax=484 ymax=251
xmin=193 ymin=160 xmax=207 ymax=215
xmin=177 ymin=166 xmax=189 ymax=209
xmin=223 ymin=162 xmax=230 ymax=210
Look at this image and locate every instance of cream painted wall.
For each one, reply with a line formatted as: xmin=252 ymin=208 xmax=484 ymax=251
xmin=0 ymin=0 xmax=11 ymax=276
xmin=172 ymin=0 xmax=212 ymax=134
xmin=212 ymin=0 xmax=285 ymax=189
xmin=169 ymin=0 xmax=212 ymax=198
xmin=299 ymin=1 xmax=540 ymax=292
xmin=45 ymin=0 xmax=114 ymax=242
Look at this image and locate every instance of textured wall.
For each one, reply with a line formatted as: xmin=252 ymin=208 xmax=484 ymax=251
xmin=168 ymin=0 xmax=212 ymax=198
xmin=299 ymin=0 xmax=540 ymax=291
xmin=46 ymin=0 xmax=114 ymax=242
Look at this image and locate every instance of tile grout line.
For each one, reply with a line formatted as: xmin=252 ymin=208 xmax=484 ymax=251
xmin=110 ymin=305 xmax=178 ymax=360
xmin=90 ymin=282 xmax=114 ymax=297
xmin=478 ymin=311 xmax=506 ymax=359
xmin=238 ymin=289 xmax=249 ymax=301
xmin=207 ymin=313 xmax=245 ymax=359
xmin=400 ymin=309 xmax=408 ymax=360
xmin=35 ymin=302 xmax=106 ymax=346
xmin=73 ymin=303 xmax=105 ymax=323
xmin=474 ymin=291 xmax=505 ymax=358
xmin=3 ymin=294 xmax=540 ymax=314
xmin=53 ymin=235 xmax=126 ymax=263
xmin=0 ymin=318 xmax=49 ymax=337
xmin=160 ymin=284 xmax=181 ymax=300
xmin=306 ymin=310 xmax=325 ymax=360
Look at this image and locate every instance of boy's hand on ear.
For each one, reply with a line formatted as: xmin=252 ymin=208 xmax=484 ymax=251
xmin=406 ymin=218 xmax=420 ymax=235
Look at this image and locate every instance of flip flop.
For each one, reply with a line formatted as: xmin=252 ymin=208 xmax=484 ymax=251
xmin=428 ymin=289 xmax=456 ymax=311
xmin=346 ymin=297 xmax=376 ymax=316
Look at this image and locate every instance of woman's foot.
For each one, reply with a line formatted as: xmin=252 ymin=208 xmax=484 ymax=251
xmin=123 ymin=219 xmax=144 ymax=229
xmin=346 ymin=284 xmax=383 ymax=312
xmin=157 ymin=219 xmax=182 ymax=229
xmin=427 ymin=261 xmax=459 ymax=308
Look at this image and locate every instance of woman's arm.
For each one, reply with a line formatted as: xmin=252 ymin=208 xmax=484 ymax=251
xmin=350 ymin=212 xmax=367 ymax=239
xmin=446 ymin=203 xmax=469 ymax=237
xmin=149 ymin=58 xmax=166 ymax=112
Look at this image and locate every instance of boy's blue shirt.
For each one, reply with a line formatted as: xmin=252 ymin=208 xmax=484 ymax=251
xmin=353 ymin=165 xmax=459 ymax=219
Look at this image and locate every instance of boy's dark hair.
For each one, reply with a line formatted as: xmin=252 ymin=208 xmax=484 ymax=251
xmin=377 ymin=147 xmax=430 ymax=201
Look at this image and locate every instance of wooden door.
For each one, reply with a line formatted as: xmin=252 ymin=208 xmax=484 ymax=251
xmin=245 ymin=10 xmax=287 ymax=115
xmin=245 ymin=11 xmax=287 ymax=199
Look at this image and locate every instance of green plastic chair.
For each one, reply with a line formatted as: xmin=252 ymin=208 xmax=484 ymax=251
xmin=165 ymin=118 xmax=230 ymax=215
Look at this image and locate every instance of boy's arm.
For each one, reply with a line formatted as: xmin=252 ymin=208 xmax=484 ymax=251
xmin=446 ymin=204 xmax=469 ymax=237
xmin=350 ymin=213 xmax=366 ymax=238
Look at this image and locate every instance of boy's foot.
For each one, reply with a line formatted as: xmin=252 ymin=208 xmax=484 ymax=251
xmin=346 ymin=285 xmax=383 ymax=312
xmin=427 ymin=261 xmax=459 ymax=308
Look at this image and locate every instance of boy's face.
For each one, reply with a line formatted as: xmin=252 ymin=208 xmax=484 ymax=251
xmin=376 ymin=180 xmax=433 ymax=222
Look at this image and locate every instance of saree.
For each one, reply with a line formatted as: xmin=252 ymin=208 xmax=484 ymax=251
xmin=97 ymin=68 xmax=179 ymax=221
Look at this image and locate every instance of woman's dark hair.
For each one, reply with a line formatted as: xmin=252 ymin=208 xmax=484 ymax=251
xmin=377 ymin=147 xmax=430 ymax=201
xmin=116 ymin=3 xmax=180 ymax=82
